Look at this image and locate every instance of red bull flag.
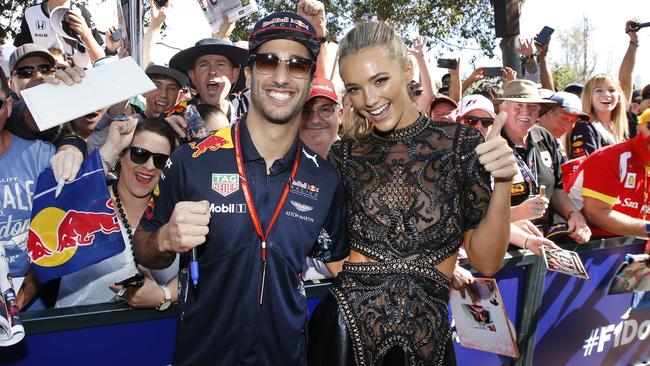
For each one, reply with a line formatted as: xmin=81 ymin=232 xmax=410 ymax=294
xmin=27 ymin=150 xmax=125 ymax=283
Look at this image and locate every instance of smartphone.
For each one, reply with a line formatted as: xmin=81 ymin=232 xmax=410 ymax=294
xmin=114 ymin=273 xmax=145 ymax=287
xmin=535 ymin=26 xmax=555 ymax=45
xmin=436 ymin=58 xmax=457 ymax=70
xmin=482 ymin=67 xmax=502 ymax=77
xmin=154 ymin=0 xmax=168 ymax=7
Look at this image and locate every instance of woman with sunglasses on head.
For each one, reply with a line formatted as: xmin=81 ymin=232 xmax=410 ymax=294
xmin=56 ymin=118 xmax=179 ymax=310
xmin=307 ymin=22 xmax=517 ymax=365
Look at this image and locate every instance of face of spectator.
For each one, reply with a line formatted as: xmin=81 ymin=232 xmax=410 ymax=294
xmin=119 ymin=130 xmax=172 ymax=199
xmin=143 ymin=75 xmax=181 ymax=117
xmin=591 ymin=81 xmax=620 ymax=116
xmin=0 ymin=35 xmax=6 ymax=46
xmin=340 ymin=46 xmax=417 ymax=133
xmin=188 ymin=54 xmax=239 ymax=107
xmin=0 ymin=90 xmax=13 ymax=132
xmin=300 ymin=97 xmax=339 ymax=156
xmin=459 ymin=109 xmax=493 ymax=138
xmin=246 ymin=39 xmax=313 ymax=125
xmin=430 ymin=101 xmax=457 ymax=122
xmin=72 ymin=108 xmax=107 ymax=139
xmin=630 ymin=101 xmax=641 ymax=116
xmin=9 ymin=56 xmax=56 ymax=98
xmin=641 ymin=99 xmax=650 ymax=114
xmin=538 ymin=106 xmax=581 ymax=139
xmin=501 ymin=101 xmax=541 ymax=141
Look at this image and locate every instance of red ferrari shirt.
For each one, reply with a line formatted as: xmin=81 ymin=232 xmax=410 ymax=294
xmin=570 ymin=134 xmax=649 ymax=237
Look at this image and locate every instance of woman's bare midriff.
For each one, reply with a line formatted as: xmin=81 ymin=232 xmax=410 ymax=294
xmin=347 ymin=249 xmax=458 ymax=281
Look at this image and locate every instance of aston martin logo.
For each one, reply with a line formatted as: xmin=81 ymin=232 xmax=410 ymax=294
xmin=290 ymin=200 xmax=313 ymax=212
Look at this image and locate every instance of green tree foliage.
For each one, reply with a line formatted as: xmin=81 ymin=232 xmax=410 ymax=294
xmin=0 ymin=0 xmax=39 ymax=34
xmin=232 ymin=0 xmax=496 ymax=57
xmin=2 ymin=0 xmax=496 ymax=56
xmin=552 ymin=65 xmax=581 ymax=91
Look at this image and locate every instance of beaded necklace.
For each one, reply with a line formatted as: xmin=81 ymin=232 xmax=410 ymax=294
xmin=112 ymin=182 xmax=139 ymax=267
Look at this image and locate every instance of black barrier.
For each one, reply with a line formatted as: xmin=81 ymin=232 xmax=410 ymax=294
xmin=2 ymin=236 xmax=648 ymax=365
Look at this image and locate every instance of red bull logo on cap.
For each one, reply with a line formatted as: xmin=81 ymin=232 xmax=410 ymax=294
xmin=27 ymin=199 xmax=120 ymax=267
xmin=189 ymin=127 xmax=234 ymax=158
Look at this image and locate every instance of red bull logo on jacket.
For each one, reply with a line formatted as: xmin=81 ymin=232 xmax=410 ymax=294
xmin=189 ymin=127 xmax=234 ymax=158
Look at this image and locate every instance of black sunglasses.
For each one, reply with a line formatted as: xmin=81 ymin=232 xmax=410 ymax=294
xmin=129 ymin=147 xmax=169 ymax=169
xmin=12 ymin=64 xmax=56 ymax=79
xmin=463 ymin=116 xmax=494 ymax=128
xmin=248 ymin=53 xmax=315 ymax=79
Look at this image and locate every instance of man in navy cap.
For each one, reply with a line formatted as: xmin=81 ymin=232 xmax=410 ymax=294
xmin=134 ymin=12 xmax=348 ymax=366
xmin=168 ymin=38 xmax=248 ymax=129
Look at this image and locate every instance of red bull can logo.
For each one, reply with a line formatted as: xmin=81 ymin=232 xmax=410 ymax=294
xmin=27 ymin=199 xmax=120 ymax=267
xmin=189 ymin=127 xmax=234 ymax=158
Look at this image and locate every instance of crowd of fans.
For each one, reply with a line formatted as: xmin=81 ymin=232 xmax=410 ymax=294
xmin=0 ymin=0 xmax=648 ymax=319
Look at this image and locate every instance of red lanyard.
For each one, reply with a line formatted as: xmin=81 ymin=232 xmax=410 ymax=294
xmin=233 ymin=121 xmax=301 ymax=304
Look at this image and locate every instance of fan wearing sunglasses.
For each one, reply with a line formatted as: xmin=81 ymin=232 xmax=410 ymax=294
xmin=6 ymin=44 xmax=89 ymax=203
xmin=56 ymin=117 xmax=180 ymax=308
xmin=457 ymin=94 xmax=497 ymax=138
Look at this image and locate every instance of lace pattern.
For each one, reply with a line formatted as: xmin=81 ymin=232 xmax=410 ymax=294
xmin=327 ymin=116 xmax=491 ymax=365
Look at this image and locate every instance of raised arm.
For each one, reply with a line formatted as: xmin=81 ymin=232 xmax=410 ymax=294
xmin=534 ymin=34 xmax=554 ymax=90
xmin=465 ymin=112 xmax=517 ymax=275
xmin=408 ymin=36 xmax=434 ymax=111
xmin=143 ymin=0 xmax=170 ymax=67
xmin=619 ymin=20 xmax=639 ymax=103
xmin=297 ymin=0 xmax=328 ymax=78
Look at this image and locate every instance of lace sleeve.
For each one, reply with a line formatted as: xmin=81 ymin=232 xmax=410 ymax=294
xmin=456 ymin=126 xmax=492 ymax=232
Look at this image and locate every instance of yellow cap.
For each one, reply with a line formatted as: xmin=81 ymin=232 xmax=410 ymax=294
xmin=638 ymin=109 xmax=650 ymax=126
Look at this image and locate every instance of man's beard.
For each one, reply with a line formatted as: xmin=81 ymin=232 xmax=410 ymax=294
xmin=250 ymin=77 xmax=310 ymax=125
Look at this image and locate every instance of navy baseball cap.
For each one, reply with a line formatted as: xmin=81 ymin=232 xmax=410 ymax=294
xmin=248 ymin=12 xmax=321 ymax=60
xmin=547 ymin=91 xmax=590 ymax=121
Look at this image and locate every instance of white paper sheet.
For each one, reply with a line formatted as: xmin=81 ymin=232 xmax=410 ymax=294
xmin=21 ymin=57 xmax=155 ymax=132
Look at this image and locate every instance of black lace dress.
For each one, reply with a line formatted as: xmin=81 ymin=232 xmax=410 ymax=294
xmin=307 ymin=115 xmax=492 ymax=366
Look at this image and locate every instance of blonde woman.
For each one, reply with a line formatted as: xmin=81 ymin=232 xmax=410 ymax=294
xmin=568 ymin=74 xmax=628 ymax=158
xmin=307 ymin=21 xmax=517 ymax=366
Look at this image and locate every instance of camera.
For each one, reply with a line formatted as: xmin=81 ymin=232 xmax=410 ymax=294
xmin=628 ymin=21 xmax=650 ymax=32
xmin=436 ymin=58 xmax=457 ymax=70
xmin=535 ymin=26 xmax=554 ymax=46
xmin=482 ymin=67 xmax=503 ymax=77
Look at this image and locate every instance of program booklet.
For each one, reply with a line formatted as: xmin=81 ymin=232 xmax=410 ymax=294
xmin=449 ymin=278 xmax=519 ymax=358
xmin=197 ymin=0 xmax=258 ymax=32
xmin=0 ymin=250 xmax=24 ymax=347
xmin=607 ymin=254 xmax=650 ymax=295
xmin=541 ymin=246 xmax=590 ymax=280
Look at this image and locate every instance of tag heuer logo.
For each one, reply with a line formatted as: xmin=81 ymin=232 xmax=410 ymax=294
xmin=212 ymin=174 xmax=239 ymax=197
xmin=36 ymin=20 xmax=46 ymax=30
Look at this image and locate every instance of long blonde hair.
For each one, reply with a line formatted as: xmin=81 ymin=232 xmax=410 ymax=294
xmin=338 ymin=21 xmax=409 ymax=140
xmin=581 ymin=73 xmax=628 ymax=142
